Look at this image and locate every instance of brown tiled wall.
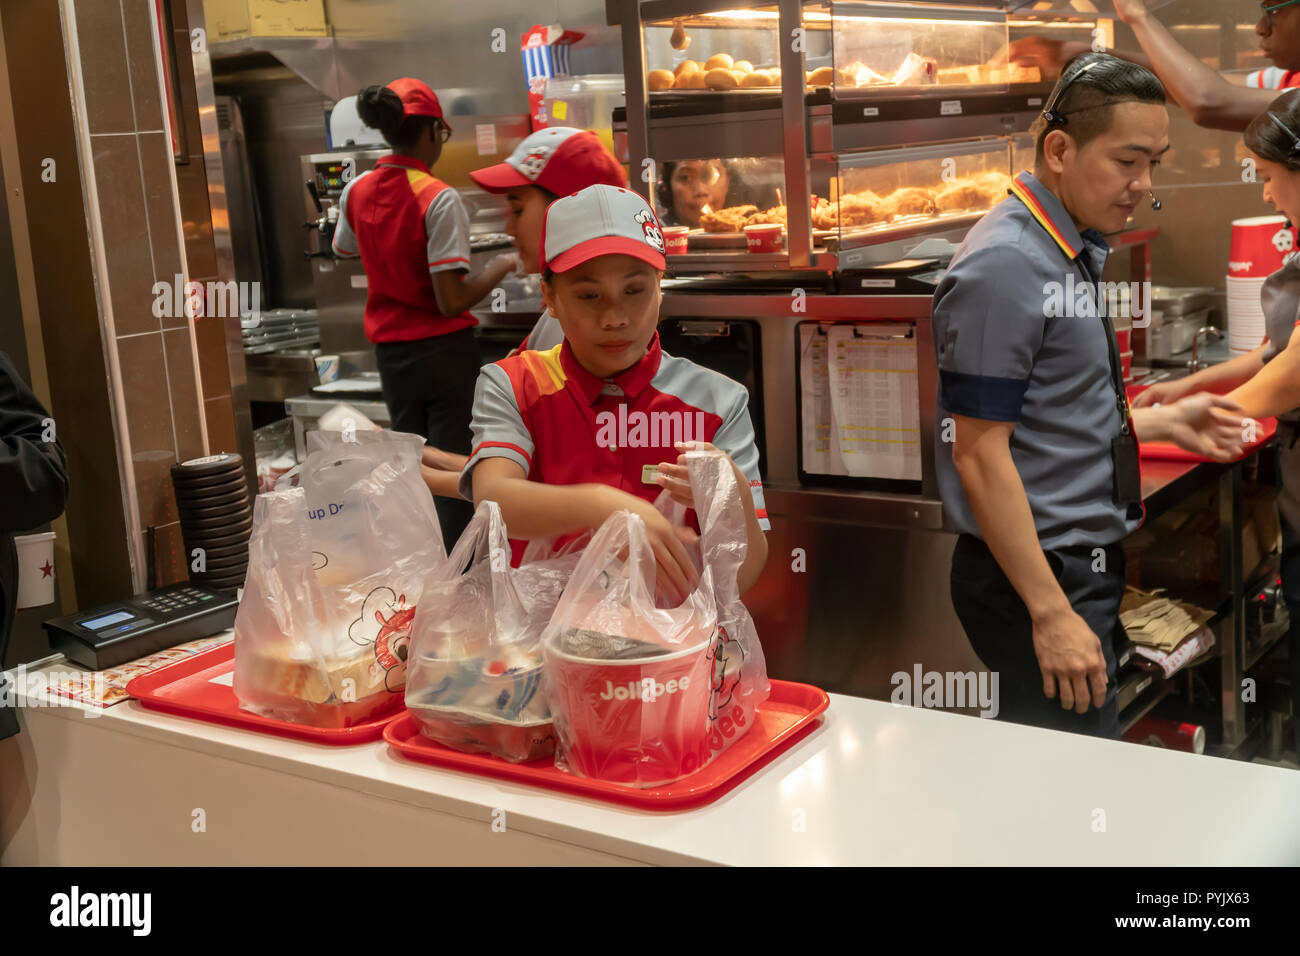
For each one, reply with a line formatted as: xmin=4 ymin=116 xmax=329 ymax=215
xmin=3 ymin=0 xmax=133 ymax=607
xmin=72 ymin=0 xmax=211 ymax=587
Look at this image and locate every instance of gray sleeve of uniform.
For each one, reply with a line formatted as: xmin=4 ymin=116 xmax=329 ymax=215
xmin=458 ymin=364 xmax=535 ymax=500
xmin=521 ymin=311 xmax=564 ymax=352
xmin=330 ymin=174 xmax=362 ymax=257
xmin=426 ymin=188 xmax=472 ymax=275
xmin=932 ymin=241 xmax=1047 ymax=422
xmin=709 ymin=381 xmax=770 ymax=531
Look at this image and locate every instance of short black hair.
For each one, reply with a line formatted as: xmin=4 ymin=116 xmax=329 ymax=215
xmin=1032 ymin=52 xmax=1166 ymax=161
xmin=1245 ymin=90 xmax=1300 ymax=171
xmin=356 ymin=84 xmax=441 ymax=152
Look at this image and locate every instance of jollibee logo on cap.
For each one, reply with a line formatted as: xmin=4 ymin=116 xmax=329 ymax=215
xmin=635 ymin=208 xmax=665 ymax=253
xmin=518 ymin=145 xmax=552 ymax=180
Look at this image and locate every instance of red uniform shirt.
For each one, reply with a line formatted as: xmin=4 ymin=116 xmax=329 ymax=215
xmin=332 ymin=154 xmax=477 ymax=344
xmin=460 ymin=333 xmax=769 ymax=559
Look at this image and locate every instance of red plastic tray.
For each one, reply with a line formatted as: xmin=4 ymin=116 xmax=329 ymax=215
xmin=124 ymin=643 xmax=401 ymax=745
xmin=383 ymin=679 xmax=830 ymax=811
xmin=1127 ymin=385 xmax=1277 ymax=462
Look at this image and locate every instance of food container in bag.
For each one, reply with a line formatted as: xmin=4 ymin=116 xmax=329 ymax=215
xmin=407 ymin=647 xmax=555 ymax=761
xmin=543 ymin=627 xmax=714 ymax=786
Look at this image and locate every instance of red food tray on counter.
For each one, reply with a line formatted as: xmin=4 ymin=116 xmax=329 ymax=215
xmin=124 ymin=643 xmax=400 ymax=745
xmin=384 ymin=679 xmax=830 ymax=811
xmin=1127 ymin=385 xmax=1277 ymax=462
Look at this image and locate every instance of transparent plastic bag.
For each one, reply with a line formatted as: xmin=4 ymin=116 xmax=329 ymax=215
xmin=659 ymin=449 xmax=771 ymax=759
xmin=541 ymin=506 xmax=719 ymax=788
xmin=405 ymin=500 xmax=577 ymax=762
xmin=233 ymin=431 xmax=445 ymax=728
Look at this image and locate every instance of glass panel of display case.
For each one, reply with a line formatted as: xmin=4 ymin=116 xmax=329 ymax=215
xmin=1005 ymin=0 xmax=1174 ymax=16
xmin=830 ymin=139 xmax=1012 ymax=248
xmin=654 ymin=155 xmax=790 ymax=252
xmin=821 ymin=2 xmax=1015 ymax=96
xmin=641 ymin=7 xmax=784 ymax=93
xmin=1011 ymin=131 xmax=1035 ymax=176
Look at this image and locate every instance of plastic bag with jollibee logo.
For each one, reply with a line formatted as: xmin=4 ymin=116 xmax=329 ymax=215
xmin=541 ymin=498 xmax=719 ymax=788
xmin=655 ymin=449 xmax=771 ymax=760
xmin=233 ymin=430 xmax=445 ymax=728
xmin=405 ymin=499 xmax=578 ymax=762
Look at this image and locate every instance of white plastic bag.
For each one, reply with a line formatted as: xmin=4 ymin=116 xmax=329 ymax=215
xmin=541 ymin=506 xmax=719 ymax=788
xmin=405 ymin=500 xmax=577 ymax=762
xmin=664 ymin=449 xmax=771 ymax=759
xmin=233 ymin=431 xmax=445 ymax=728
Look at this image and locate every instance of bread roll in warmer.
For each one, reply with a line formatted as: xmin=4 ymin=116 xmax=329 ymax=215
xmin=705 ymin=52 xmax=733 ymax=71
xmin=674 ymin=59 xmax=700 ymax=77
xmin=806 ymin=66 xmax=835 ymax=86
xmin=648 ymin=69 xmax=674 ymax=92
xmin=740 ymin=70 xmax=775 ymax=88
xmin=733 ymin=59 xmax=754 ymax=74
xmin=706 ymin=67 xmax=740 ymax=90
xmin=676 ymin=70 xmax=707 ymax=89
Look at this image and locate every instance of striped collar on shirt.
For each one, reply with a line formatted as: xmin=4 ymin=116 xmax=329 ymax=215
xmin=560 ymin=332 xmax=664 ymax=406
xmin=1008 ymin=170 xmax=1108 ymax=264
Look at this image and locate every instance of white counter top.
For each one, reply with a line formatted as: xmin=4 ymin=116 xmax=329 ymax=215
xmin=5 ymin=650 xmax=1300 ymax=866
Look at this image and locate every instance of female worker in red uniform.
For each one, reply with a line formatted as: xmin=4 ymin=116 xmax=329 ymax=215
xmin=332 ymin=78 xmax=518 ymax=543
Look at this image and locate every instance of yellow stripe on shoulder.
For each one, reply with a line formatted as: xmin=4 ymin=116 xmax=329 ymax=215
xmin=520 ymin=344 xmax=566 ymax=396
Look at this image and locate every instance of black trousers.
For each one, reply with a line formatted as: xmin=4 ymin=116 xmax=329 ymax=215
xmin=1274 ymin=431 xmax=1300 ymax=758
xmin=950 ymin=534 xmax=1123 ymax=739
xmin=374 ymin=327 xmax=480 ymax=546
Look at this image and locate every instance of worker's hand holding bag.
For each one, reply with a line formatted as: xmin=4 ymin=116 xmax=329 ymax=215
xmin=655 ymin=449 xmax=771 ymax=760
xmin=234 ymin=430 xmax=446 ymax=728
xmin=405 ymin=499 xmax=576 ymax=762
xmin=541 ymin=505 xmax=719 ymax=787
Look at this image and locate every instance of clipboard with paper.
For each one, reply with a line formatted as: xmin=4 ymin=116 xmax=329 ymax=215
xmin=796 ymin=321 xmax=923 ymax=486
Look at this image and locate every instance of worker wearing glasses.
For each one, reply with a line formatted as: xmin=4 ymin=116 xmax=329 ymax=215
xmin=1011 ymin=1 xmax=1300 ymax=132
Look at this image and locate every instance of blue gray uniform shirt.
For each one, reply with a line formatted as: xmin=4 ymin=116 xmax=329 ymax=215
xmin=933 ymin=170 xmax=1141 ymax=551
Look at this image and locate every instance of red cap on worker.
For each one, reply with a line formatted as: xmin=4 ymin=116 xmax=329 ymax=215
xmin=540 ymin=184 xmax=667 ymax=275
xmin=386 ymin=77 xmax=451 ymax=132
xmin=470 ymin=127 xmax=626 ymax=196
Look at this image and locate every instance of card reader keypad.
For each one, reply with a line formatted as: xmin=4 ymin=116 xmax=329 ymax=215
xmin=139 ymin=587 xmax=216 ymax=614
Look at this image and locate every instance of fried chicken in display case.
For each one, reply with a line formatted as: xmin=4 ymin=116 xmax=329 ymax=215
xmin=662 ymin=143 xmax=1013 ymax=254
xmin=826 ymin=139 xmax=1014 ymax=245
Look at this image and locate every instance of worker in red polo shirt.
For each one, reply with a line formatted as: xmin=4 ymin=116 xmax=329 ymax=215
xmin=332 ymin=78 xmax=518 ymax=543
xmin=418 ymin=128 xmax=629 ymax=501
xmin=459 ymin=184 xmax=770 ymax=600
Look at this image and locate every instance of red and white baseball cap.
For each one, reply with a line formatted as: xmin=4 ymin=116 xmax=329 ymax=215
xmin=540 ymin=184 xmax=667 ymax=274
xmin=470 ymin=127 xmax=626 ymax=196
xmin=386 ymin=77 xmax=451 ymax=132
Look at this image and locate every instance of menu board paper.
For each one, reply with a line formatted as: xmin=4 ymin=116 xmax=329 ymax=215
xmin=799 ymin=323 xmax=921 ymax=481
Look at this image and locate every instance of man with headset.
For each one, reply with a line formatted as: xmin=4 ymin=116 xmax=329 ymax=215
xmin=934 ymin=53 xmax=1247 ymax=738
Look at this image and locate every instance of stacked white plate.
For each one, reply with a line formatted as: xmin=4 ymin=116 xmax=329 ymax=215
xmin=1226 ymin=275 xmax=1268 ymax=355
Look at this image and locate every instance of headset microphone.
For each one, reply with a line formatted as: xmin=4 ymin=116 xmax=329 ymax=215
xmin=1149 ymin=191 xmax=1162 ymax=211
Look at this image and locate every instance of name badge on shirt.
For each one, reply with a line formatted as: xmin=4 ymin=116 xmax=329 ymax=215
xmin=641 ymin=464 xmax=661 ymax=485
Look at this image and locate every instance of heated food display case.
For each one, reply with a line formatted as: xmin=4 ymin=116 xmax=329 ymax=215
xmin=609 ymin=0 xmax=1167 ymax=700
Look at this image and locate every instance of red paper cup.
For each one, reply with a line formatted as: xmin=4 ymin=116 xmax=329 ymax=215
xmin=1121 ymin=350 xmax=1133 ymax=382
xmin=1229 ymin=215 xmax=1297 ymax=277
xmin=1115 ymin=327 xmax=1131 ymax=353
xmin=1123 ymin=715 xmax=1206 ymax=754
xmin=544 ymin=632 xmax=713 ymax=787
xmin=662 ymin=226 xmax=689 ymax=255
xmin=744 ymin=223 xmax=783 ymax=253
